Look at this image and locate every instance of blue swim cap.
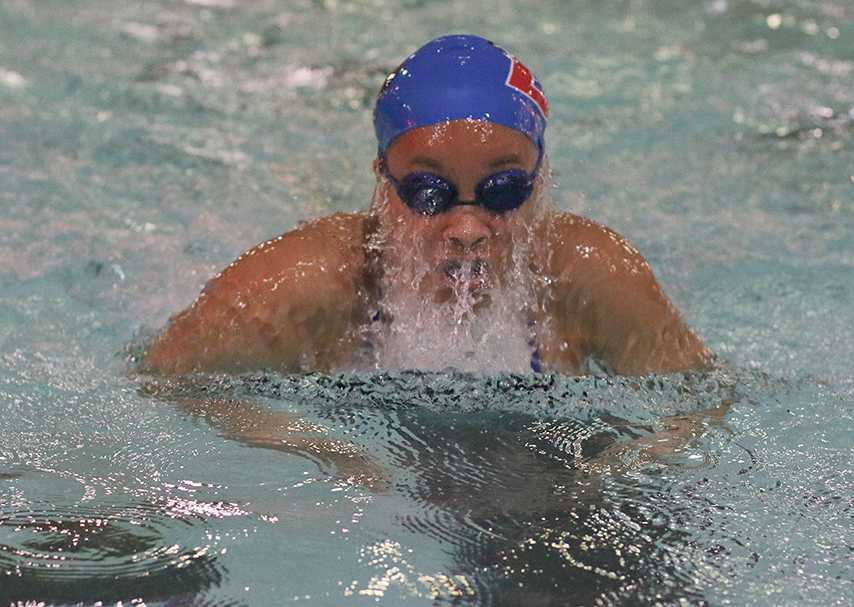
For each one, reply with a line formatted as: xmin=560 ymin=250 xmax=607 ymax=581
xmin=374 ymin=34 xmax=548 ymax=155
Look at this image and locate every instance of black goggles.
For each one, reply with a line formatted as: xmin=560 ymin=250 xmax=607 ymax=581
xmin=379 ymin=155 xmax=541 ymax=216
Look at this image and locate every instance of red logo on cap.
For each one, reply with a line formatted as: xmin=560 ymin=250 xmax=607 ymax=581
xmin=505 ymin=56 xmax=548 ymax=119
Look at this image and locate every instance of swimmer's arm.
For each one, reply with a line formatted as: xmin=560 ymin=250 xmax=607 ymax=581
xmin=550 ymin=216 xmax=713 ymax=375
xmin=144 ymin=213 xmax=368 ymax=375
xmin=583 ymin=399 xmax=732 ymax=473
xmin=138 ymin=379 xmax=388 ymax=491
xmin=175 ymin=396 xmax=388 ymax=491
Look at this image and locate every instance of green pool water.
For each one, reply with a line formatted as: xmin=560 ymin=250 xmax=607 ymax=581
xmin=0 ymin=0 xmax=852 ymax=605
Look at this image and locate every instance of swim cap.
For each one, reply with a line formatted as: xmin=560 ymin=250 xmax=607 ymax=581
xmin=374 ymin=34 xmax=548 ymax=155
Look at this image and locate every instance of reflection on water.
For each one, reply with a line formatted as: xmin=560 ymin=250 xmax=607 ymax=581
xmin=342 ymin=372 xmax=729 ymax=606
xmin=389 ymin=411 xmax=701 ymax=606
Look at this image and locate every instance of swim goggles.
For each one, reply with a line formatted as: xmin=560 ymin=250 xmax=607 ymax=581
xmin=379 ymin=156 xmax=541 ymax=216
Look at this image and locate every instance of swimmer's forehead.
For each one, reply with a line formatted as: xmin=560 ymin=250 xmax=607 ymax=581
xmin=383 ymin=121 xmax=539 ymax=179
xmin=385 ymin=120 xmax=538 ymax=170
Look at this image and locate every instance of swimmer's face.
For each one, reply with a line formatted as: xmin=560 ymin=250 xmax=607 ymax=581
xmin=373 ymin=120 xmax=541 ymax=303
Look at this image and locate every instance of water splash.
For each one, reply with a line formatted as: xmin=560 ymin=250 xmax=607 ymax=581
xmin=360 ymin=128 xmax=556 ymax=374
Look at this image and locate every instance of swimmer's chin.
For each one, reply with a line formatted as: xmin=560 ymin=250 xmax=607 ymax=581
xmin=431 ymin=288 xmax=494 ymax=312
xmin=430 ymin=270 xmax=494 ymax=308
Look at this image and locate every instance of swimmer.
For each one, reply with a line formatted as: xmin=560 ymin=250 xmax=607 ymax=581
xmin=144 ymin=34 xmax=714 ymax=377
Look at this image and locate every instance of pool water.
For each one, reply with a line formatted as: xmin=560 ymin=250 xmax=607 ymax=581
xmin=1 ymin=0 xmax=852 ymax=605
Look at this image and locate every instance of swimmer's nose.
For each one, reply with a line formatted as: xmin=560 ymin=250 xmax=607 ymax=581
xmin=442 ymin=210 xmax=491 ymax=252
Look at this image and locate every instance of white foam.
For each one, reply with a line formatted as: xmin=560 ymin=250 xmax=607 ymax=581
xmin=0 ymin=68 xmax=27 ymax=89
xmin=185 ymin=0 xmax=236 ymax=8
xmin=120 ymin=22 xmax=160 ymax=44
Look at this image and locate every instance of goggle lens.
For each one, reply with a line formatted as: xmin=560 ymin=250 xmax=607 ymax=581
xmin=475 ymin=170 xmax=535 ymax=214
xmin=396 ymin=173 xmax=457 ymax=216
xmin=387 ymin=166 xmax=537 ymax=216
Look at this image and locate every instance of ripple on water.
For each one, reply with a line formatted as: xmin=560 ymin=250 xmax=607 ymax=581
xmin=149 ymin=367 xmax=737 ymax=417
xmin=382 ymin=412 xmax=709 ymax=605
xmin=219 ymin=369 xmax=737 ymax=605
xmin=0 ymin=500 xmax=227 ymax=605
xmin=134 ymin=367 xmax=852 ymax=605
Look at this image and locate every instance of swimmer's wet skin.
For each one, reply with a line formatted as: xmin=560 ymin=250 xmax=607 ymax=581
xmin=144 ymin=34 xmax=713 ymax=377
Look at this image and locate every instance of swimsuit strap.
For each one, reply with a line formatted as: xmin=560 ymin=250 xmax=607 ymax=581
xmin=527 ymin=317 xmax=542 ymax=373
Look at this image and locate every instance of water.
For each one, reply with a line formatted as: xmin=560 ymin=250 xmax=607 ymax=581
xmin=1 ymin=0 xmax=852 ymax=605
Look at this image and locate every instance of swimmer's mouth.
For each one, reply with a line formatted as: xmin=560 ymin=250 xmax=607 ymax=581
xmin=441 ymin=259 xmax=490 ymax=286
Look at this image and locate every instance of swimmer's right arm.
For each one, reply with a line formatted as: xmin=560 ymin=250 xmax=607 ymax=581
xmin=143 ymin=213 xmax=368 ymax=375
xmin=140 ymin=378 xmax=389 ymax=492
xmin=176 ymin=396 xmax=389 ymax=491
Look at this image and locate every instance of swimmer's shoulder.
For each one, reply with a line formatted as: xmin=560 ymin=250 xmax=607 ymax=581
xmin=209 ymin=212 xmax=371 ymax=295
xmin=541 ymin=212 xmax=712 ymax=374
xmin=542 ymin=212 xmax=652 ymax=283
xmin=144 ymin=213 xmax=371 ymax=374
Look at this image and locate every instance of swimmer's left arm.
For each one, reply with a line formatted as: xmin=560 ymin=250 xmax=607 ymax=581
xmin=583 ymin=399 xmax=732 ymax=473
xmin=549 ymin=215 xmax=714 ymax=375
